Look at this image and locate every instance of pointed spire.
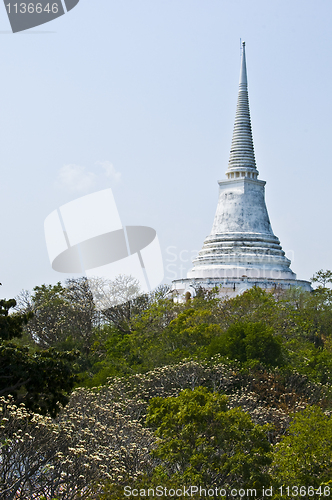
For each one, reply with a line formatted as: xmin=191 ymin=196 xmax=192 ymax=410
xmin=227 ymin=41 xmax=257 ymax=174
xmin=239 ymin=41 xmax=248 ymax=87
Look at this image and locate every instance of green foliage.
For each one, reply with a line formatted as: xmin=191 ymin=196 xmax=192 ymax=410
xmin=208 ymin=321 xmax=284 ymax=367
xmin=272 ymin=406 xmax=332 ymax=487
xmin=220 ymin=286 xmax=283 ymax=327
xmin=285 ymin=338 xmax=332 ymax=385
xmin=282 ymin=286 xmax=332 ymax=345
xmin=0 ymin=297 xmax=79 ymax=417
xmin=98 ymin=303 xmax=221 ymax=377
xmin=163 ymin=308 xmax=222 ymax=362
xmin=0 ymin=299 xmax=32 ymax=341
xmin=5 ymin=272 xmax=332 ymax=497
xmin=14 ymin=278 xmax=332 ymax=389
xmin=0 ymin=343 xmax=78 ymax=417
xmin=86 ymin=297 xmax=182 ymax=379
xmin=146 ymin=386 xmax=272 ymax=489
xmin=74 ymin=280 xmax=332 ymax=384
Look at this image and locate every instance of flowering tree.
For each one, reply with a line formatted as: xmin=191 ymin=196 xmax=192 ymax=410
xmin=0 ymin=390 xmax=155 ymax=499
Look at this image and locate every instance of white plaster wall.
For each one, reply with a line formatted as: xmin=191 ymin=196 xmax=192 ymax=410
xmin=172 ymin=277 xmax=312 ymax=303
xmin=211 ymin=178 xmax=273 ymax=236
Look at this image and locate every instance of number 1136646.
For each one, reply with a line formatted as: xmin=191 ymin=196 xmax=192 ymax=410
xmin=6 ymin=2 xmax=58 ymax=13
xmin=279 ymin=486 xmax=331 ymax=497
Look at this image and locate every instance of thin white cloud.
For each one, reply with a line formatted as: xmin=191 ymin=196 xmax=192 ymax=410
xmin=56 ymin=164 xmax=96 ymax=192
xmin=97 ymin=161 xmax=121 ymax=182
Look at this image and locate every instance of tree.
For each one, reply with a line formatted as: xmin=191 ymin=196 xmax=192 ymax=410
xmin=0 ymin=299 xmax=32 ymax=341
xmin=16 ymin=279 xmax=97 ymax=354
xmin=0 ymin=343 xmax=79 ymax=417
xmin=220 ymin=287 xmax=282 ymax=328
xmin=281 ymin=285 xmax=332 ymax=347
xmin=272 ymin=406 xmax=332 ymax=488
xmin=311 ymin=269 xmax=332 ymax=288
xmin=208 ymin=321 xmax=284 ymax=367
xmin=0 ymin=387 xmax=155 ymax=500
xmin=89 ymin=288 xmax=178 ymax=380
xmin=146 ymin=387 xmax=272 ymax=490
xmin=0 ymin=298 xmax=78 ymax=417
xmin=99 ymin=280 xmax=171 ymax=335
xmin=164 ymin=308 xmax=222 ymax=362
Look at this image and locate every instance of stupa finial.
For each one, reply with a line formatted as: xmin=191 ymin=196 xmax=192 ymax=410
xmin=239 ymin=41 xmax=247 ymax=87
xmin=227 ymin=41 xmax=257 ymax=174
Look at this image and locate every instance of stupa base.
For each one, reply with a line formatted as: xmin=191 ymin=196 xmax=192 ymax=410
xmin=171 ymin=276 xmax=312 ymax=302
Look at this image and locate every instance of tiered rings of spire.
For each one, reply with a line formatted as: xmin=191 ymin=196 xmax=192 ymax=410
xmin=227 ymin=42 xmax=257 ymax=179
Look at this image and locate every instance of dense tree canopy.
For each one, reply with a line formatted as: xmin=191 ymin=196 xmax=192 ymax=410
xmin=272 ymin=405 xmax=332 ymax=488
xmin=146 ymin=386 xmax=272 ymax=489
xmin=208 ymin=321 xmax=284 ymax=366
xmin=2 ymin=271 xmax=332 ymax=497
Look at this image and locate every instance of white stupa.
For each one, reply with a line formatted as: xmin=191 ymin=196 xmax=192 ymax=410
xmin=172 ymin=42 xmax=311 ymax=299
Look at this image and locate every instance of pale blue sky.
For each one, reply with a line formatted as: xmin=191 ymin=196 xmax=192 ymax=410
xmin=1 ymin=0 xmax=331 ymax=298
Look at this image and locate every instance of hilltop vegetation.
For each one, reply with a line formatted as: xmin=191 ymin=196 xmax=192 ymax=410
xmin=0 ymin=272 xmax=332 ymax=498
